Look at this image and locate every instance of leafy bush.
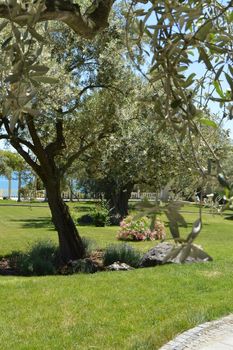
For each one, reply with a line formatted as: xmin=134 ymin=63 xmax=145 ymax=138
xmin=91 ymin=200 xmax=110 ymax=227
xmin=77 ymin=214 xmax=94 ymax=225
xmin=103 ymin=244 xmax=141 ymax=268
xmin=117 ymin=216 xmax=166 ymax=241
xmin=9 ymin=241 xmax=59 ymax=276
xmin=76 ymin=200 xmax=110 ymax=227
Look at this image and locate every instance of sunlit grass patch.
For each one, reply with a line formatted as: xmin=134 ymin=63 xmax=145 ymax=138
xmin=0 ymin=203 xmax=232 ymax=349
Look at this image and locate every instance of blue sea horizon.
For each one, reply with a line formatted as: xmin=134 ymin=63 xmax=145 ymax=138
xmin=0 ymin=175 xmax=19 ymax=197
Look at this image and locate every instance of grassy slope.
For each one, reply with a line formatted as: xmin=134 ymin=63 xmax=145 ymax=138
xmin=0 ymin=203 xmax=233 ymax=349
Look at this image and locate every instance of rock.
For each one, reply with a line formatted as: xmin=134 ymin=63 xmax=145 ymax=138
xmin=106 ymin=261 xmax=134 ymax=271
xmin=140 ymin=242 xmax=174 ymax=267
xmin=140 ymin=242 xmax=212 ymax=267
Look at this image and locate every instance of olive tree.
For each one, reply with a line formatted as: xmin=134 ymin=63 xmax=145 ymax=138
xmin=0 ymin=8 xmax=134 ymax=263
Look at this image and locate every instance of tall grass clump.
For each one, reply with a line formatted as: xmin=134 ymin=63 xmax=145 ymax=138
xmin=9 ymin=240 xmax=59 ymax=276
xmin=81 ymin=236 xmax=97 ymax=256
xmin=103 ymin=243 xmax=142 ymax=268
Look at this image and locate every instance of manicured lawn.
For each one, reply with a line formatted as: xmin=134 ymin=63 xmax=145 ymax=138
xmin=0 ymin=202 xmax=233 ymax=349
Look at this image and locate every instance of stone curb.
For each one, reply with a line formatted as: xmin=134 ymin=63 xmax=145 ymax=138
xmin=159 ymin=314 xmax=233 ymax=350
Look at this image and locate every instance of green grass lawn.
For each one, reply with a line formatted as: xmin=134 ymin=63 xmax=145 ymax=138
xmin=0 ymin=203 xmax=233 ymax=349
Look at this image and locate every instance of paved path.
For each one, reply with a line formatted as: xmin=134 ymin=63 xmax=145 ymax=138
xmin=160 ymin=314 xmax=233 ymax=349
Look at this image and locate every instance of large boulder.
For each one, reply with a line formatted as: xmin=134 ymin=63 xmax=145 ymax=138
xmin=140 ymin=242 xmax=212 ymax=267
xmin=140 ymin=242 xmax=173 ymax=267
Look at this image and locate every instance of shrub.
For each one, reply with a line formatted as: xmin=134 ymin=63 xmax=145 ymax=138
xmin=117 ymin=216 xmax=166 ymax=241
xmin=91 ymin=199 xmax=110 ymax=227
xmin=77 ymin=214 xmax=94 ymax=225
xmin=76 ymin=200 xmax=110 ymax=227
xmin=9 ymin=240 xmax=59 ymax=276
xmin=9 ymin=238 xmax=98 ymax=276
xmin=81 ymin=236 xmax=97 ymax=256
xmin=103 ymin=244 xmax=141 ymax=268
xmin=92 ymin=210 xmax=109 ymax=226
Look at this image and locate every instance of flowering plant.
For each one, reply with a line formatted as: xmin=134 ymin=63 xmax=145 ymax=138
xmin=117 ymin=216 xmax=166 ymax=241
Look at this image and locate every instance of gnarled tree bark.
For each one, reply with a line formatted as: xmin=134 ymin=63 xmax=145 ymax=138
xmin=2 ymin=115 xmax=85 ymax=264
xmin=105 ymin=182 xmax=134 ymax=221
xmin=0 ymin=0 xmax=113 ymax=38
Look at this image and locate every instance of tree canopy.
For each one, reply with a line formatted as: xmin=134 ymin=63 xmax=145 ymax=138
xmin=0 ymin=5 xmax=138 ymax=262
xmin=0 ymin=0 xmax=232 ymax=262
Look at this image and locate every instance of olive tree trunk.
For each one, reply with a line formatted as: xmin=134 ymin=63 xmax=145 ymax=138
xmin=45 ymin=178 xmax=85 ymax=263
xmin=106 ymin=183 xmax=134 ymax=221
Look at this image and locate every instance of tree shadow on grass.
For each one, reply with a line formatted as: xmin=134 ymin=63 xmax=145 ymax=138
xmin=10 ymin=217 xmax=55 ymax=230
xmin=73 ymin=205 xmax=93 ymax=212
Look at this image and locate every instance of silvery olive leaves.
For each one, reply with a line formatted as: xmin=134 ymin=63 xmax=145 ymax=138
xmin=135 ymin=199 xmax=212 ymax=263
xmin=126 ymin=0 xmax=233 ymax=132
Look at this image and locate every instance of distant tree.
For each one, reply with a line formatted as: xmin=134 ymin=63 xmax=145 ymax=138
xmin=0 ymin=150 xmax=26 ymax=200
xmin=77 ymin=109 xmax=231 ymax=218
xmin=0 ymin=151 xmax=11 ymax=198
xmin=74 ymin=86 xmax=184 ymax=219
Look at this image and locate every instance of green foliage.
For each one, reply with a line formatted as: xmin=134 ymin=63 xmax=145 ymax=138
xmin=91 ymin=200 xmax=110 ymax=227
xmin=126 ymin=0 xmax=233 ymax=149
xmin=103 ymin=243 xmax=141 ymax=268
xmin=8 ymin=236 xmax=97 ymax=275
xmin=9 ymin=240 xmax=59 ymax=276
xmin=77 ymin=214 xmax=94 ymax=225
xmin=81 ymin=236 xmax=97 ymax=256
xmin=217 ymin=173 xmax=233 ymax=213
xmin=18 ymin=186 xmax=32 ymax=200
xmin=75 ymin=200 xmax=110 ymax=227
xmin=0 ymin=150 xmax=26 ymax=176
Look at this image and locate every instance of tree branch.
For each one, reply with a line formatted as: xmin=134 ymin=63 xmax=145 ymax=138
xmin=0 ymin=134 xmax=9 ymax=140
xmin=0 ymin=0 xmax=113 ymax=39
xmin=0 ymin=132 xmax=36 ymax=153
xmin=61 ymin=132 xmax=107 ymax=174
xmin=1 ymin=117 xmax=42 ymax=175
xmin=45 ymin=119 xmax=66 ymax=158
xmin=24 ymin=114 xmax=53 ymax=170
xmin=62 ymin=140 xmax=96 ymax=174
xmin=25 ymin=115 xmax=43 ymax=151
xmin=8 ymin=137 xmax=42 ymax=177
xmin=60 ymin=84 xmax=123 ymax=115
